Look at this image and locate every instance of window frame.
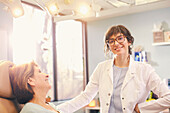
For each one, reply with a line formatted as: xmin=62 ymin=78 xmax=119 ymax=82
xmin=52 ymin=20 xmax=89 ymax=101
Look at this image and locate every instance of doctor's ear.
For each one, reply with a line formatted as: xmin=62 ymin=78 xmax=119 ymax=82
xmin=27 ymin=77 xmax=35 ymax=86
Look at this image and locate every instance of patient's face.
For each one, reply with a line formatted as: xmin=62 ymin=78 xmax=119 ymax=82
xmin=31 ymin=66 xmax=51 ymax=91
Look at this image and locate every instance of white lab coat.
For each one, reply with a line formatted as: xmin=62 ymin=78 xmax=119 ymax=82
xmin=57 ymin=57 xmax=170 ymax=113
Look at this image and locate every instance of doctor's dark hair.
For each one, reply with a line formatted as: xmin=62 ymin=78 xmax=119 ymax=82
xmin=9 ymin=61 xmax=36 ymax=104
xmin=104 ymin=25 xmax=134 ymax=56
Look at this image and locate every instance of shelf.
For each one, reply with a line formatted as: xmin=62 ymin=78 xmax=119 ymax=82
xmin=152 ymin=42 xmax=170 ymax=46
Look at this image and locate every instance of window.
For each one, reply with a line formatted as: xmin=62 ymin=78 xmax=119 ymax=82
xmin=55 ymin=20 xmax=87 ymax=100
xmin=12 ymin=3 xmax=54 ymax=100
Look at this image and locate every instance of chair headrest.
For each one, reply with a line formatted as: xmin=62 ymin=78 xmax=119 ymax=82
xmin=0 ymin=60 xmax=14 ymax=98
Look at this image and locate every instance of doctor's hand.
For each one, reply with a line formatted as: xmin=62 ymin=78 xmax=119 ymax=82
xmin=134 ymin=104 xmax=141 ymax=113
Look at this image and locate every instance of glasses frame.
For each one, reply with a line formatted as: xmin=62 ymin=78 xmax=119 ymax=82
xmin=106 ymin=35 xmax=125 ymax=45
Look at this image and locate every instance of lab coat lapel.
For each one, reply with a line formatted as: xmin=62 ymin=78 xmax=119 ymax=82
xmin=107 ymin=58 xmax=114 ymax=84
xmin=122 ymin=56 xmax=136 ymax=90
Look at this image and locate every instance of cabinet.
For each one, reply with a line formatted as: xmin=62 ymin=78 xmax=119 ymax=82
xmin=85 ymin=107 xmax=100 ymax=113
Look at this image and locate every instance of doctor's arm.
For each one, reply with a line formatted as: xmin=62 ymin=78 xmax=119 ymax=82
xmin=138 ymin=69 xmax=170 ymax=113
xmin=56 ymin=64 xmax=101 ymax=113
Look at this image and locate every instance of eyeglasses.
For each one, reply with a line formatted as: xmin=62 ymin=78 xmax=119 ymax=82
xmin=106 ymin=35 xmax=125 ymax=45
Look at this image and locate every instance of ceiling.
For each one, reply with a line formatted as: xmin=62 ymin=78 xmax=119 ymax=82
xmin=22 ymin=0 xmax=170 ymax=22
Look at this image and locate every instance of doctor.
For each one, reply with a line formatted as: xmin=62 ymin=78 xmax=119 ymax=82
xmin=57 ymin=25 xmax=170 ymax=113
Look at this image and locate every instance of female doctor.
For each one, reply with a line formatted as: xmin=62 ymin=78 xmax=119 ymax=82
xmin=57 ymin=25 xmax=170 ymax=113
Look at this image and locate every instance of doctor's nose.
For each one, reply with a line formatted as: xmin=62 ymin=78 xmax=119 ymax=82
xmin=114 ymin=40 xmax=119 ymax=45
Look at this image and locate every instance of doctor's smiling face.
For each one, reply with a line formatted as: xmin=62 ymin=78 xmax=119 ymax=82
xmin=107 ymin=33 xmax=131 ymax=56
xmin=104 ymin=25 xmax=134 ymax=57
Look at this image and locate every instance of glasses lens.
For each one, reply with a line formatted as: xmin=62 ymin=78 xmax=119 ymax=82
xmin=116 ymin=35 xmax=124 ymax=43
xmin=107 ymin=35 xmax=125 ymax=45
xmin=109 ymin=39 xmax=114 ymax=44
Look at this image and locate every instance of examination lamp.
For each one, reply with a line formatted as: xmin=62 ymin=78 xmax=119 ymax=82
xmin=0 ymin=0 xmax=24 ymax=18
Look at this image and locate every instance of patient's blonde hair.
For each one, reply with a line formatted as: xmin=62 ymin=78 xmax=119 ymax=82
xmin=10 ymin=61 xmax=37 ymax=104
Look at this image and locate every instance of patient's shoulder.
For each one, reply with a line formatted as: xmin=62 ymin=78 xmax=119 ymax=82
xmin=20 ymin=103 xmax=56 ymax=113
xmin=20 ymin=103 xmax=40 ymax=113
xmin=20 ymin=103 xmax=34 ymax=113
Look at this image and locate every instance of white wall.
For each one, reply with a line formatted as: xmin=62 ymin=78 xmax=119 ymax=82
xmin=0 ymin=3 xmax=13 ymax=61
xmin=87 ymin=7 xmax=170 ymax=79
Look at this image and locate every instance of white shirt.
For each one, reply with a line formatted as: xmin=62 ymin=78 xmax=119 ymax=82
xmin=108 ymin=65 xmax=128 ymax=113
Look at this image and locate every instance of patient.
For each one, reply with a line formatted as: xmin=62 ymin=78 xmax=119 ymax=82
xmin=9 ymin=61 xmax=61 ymax=113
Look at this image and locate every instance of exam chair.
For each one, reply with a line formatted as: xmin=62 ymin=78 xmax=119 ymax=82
xmin=0 ymin=61 xmax=22 ymax=113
